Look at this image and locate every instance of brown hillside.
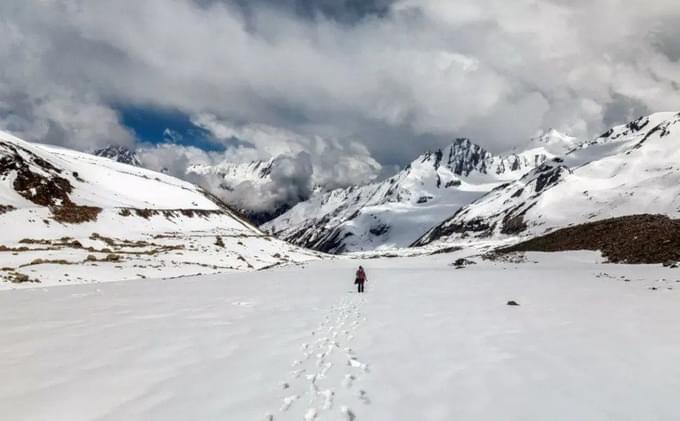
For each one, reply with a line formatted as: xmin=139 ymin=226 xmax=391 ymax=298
xmin=498 ymin=214 xmax=680 ymax=264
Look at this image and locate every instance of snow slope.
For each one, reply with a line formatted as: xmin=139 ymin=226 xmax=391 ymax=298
xmin=264 ymin=135 xmax=575 ymax=253
xmin=416 ymin=112 xmax=680 ymax=246
xmin=0 ymin=131 xmax=320 ymax=286
xmin=2 ymin=251 xmax=680 ymax=420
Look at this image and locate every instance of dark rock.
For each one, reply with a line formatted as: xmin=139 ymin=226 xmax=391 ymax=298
xmin=429 ymin=246 xmax=462 ymax=255
xmin=452 ymin=258 xmax=476 ymax=268
xmin=93 ymin=145 xmax=142 ymax=166
xmin=534 ymin=164 xmax=565 ymax=193
xmin=506 ymin=300 xmax=520 ymax=306
xmin=369 ymin=224 xmax=390 ymax=236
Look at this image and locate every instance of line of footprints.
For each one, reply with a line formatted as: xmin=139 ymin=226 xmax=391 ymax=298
xmin=266 ymin=295 xmax=370 ymax=420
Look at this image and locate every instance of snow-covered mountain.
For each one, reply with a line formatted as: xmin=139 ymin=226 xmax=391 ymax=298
xmin=415 ymin=112 xmax=680 ymax=247
xmin=188 ymin=159 xmax=275 ymax=188
xmin=263 ymin=135 xmax=576 ymax=253
xmin=0 ymin=131 xmax=319 ymax=286
xmin=93 ymin=145 xmax=143 ymax=166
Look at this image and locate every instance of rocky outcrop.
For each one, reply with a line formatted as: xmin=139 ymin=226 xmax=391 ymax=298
xmin=93 ymin=145 xmax=142 ymax=166
xmin=498 ymin=214 xmax=680 ymax=264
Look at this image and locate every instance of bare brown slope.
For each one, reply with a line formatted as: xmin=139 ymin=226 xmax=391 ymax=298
xmin=498 ymin=214 xmax=680 ymax=264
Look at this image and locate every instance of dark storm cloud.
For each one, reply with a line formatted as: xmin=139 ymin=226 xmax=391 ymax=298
xmin=601 ymin=94 xmax=652 ymax=132
xmin=225 ymin=0 xmax=394 ymax=23
xmin=0 ymin=0 xmax=680 ymax=178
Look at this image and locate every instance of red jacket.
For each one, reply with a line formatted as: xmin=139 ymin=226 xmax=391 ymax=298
xmin=356 ymin=268 xmax=367 ymax=282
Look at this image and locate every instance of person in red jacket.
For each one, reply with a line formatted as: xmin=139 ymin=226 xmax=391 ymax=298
xmin=355 ymin=266 xmax=367 ymax=293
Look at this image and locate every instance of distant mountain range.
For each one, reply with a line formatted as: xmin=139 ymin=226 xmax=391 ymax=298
xmin=261 ymin=130 xmax=579 ymax=253
xmin=414 ymin=112 xmax=680 ymax=248
xmin=84 ymin=112 xmax=680 ymax=256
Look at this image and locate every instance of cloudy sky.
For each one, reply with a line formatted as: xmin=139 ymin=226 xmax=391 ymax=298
xmin=2 ymin=0 xmax=680 ymax=187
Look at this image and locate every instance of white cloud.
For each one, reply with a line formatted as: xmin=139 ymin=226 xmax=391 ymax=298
xmin=0 ymin=0 xmax=679 ymax=158
xmin=135 ymin=119 xmax=382 ymax=215
xmin=192 ymin=114 xmax=383 ymax=189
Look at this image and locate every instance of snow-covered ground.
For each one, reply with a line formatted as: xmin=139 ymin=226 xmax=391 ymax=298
xmin=3 ymin=251 xmax=680 ymax=420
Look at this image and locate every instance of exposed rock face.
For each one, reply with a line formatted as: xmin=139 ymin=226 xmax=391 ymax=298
xmin=443 ymin=138 xmax=492 ymax=176
xmin=1 ymin=141 xmax=74 ymax=207
xmin=93 ymin=145 xmax=143 ymax=167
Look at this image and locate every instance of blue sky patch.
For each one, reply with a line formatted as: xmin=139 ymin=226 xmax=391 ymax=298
xmin=119 ymin=106 xmax=227 ymax=152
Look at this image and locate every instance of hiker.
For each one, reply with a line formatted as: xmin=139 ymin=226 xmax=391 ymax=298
xmin=355 ymin=266 xmax=367 ymax=293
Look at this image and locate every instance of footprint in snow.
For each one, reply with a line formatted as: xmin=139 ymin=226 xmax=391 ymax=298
xmin=231 ymin=301 xmax=255 ymax=307
xmin=304 ymin=408 xmax=318 ymax=420
xmin=348 ymin=356 xmax=369 ymax=372
xmin=280 ymin=394 xmax=299 ymax=411
xmin=342 ymin=374 xmax=356 ymax=388
xmin=291 ymin=368 xmax=305 ymax=378
xmin=340 ymin=406 xmax=356 ymax=421
xmin=319 ymin=389 xmax=334 ymax=410
xmin=306 ymin=374 xmax=319 ymax=397
xmin=358 ymin=389 xmax=371 ymax=404
xmin=319 ymin=361 xmax=332 ymax=377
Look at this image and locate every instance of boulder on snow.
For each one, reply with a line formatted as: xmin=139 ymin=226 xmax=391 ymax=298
xmin=452 ymin=258 xmax=476 ymax=268
xmin=506 ymin=300 xmax=520 ymax=306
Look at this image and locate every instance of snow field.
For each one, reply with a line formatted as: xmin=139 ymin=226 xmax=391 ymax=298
xmin=3 ymin=251 xmax=680 ymax=420
xmin=269 ymin=294 xmax=370 ymax=420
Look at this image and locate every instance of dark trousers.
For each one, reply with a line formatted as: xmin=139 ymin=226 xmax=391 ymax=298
xmin=357 ymin=281 xmax=365 ymax=293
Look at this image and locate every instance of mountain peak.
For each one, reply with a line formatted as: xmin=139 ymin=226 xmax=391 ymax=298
xmin=93 ymin=145 xmax=142 ymax=167
xmin=530 ymin=128 xmax=577 ymax=145
xmin=444 ymin=138 xmax=492 ymax=176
